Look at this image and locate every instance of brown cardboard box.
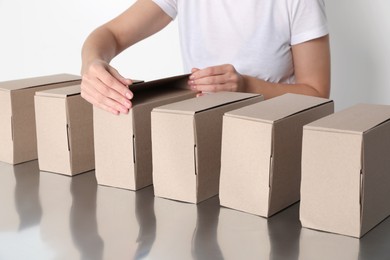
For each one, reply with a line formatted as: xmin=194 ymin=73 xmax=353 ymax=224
xmin=151 ymin=92 xmax=263 ymax=204
xmin=93 ymin=75 xmax=197 ymax=191
xmin=35 ymin=85 xmax=94 ymax=176
xmin=0 ymin=74 xmax=81 ymax=164
xmin=219 ymin=93 xmax=334 ymax=217
xmin=300 ymin=103 xmax=390 ymax=238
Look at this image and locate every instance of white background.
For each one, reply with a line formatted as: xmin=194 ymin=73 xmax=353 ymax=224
xmin=0 ymin=0 xmax=389 ymax=110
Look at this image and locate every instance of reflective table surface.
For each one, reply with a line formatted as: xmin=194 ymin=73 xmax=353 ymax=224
xmin=1 ymin=160 xmax=389 ymax=260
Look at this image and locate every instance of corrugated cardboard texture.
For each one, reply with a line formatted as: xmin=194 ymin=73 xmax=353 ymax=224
xmin=94 ymin=106 xmax=136 ymax=189
xmin=219 ymin=116 xmax=272 ymax=216
xmin=35 ymin=85 xmax=94 ymax=176
xmin=152 ymin=92 xmax=263 ymax=204
xmin=35 ymin=95 xmax=71 ymax=174
xmin=300 ymin=103 xmax=390 ymax=238
xmin=360 ymin=120 xmax=390 ymax=236
xmin=151 ymin=113 xmax=196 ymax=202
xmin=0 ymin=74 xmax=81 ymax=164
xmin=94 ymin=76 xmax=197 ymax=191
xmin=66 ymin=94 xmax=94 ymax=174
xmin=300 ymin=130 xmax=362 ymax=237
xmin=220 ymin=93 xmax=334 ymax=217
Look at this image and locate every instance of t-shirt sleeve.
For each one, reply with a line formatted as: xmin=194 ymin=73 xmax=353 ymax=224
xmin=152 ymin=0 xmax=178 ymax=19
xmin=290 ymin=0 xmax=328 ymax=45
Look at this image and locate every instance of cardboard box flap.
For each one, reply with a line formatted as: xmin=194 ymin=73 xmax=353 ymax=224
xmin=224 ymin=93 xmax=331 ymax=123
xmin=129 ymin=74 xmax=188 ymax=93
xmin=153 ymin=92 xmax=261 ymax=115
xmin=132 ymin=87 xmax=196 ymax=107
xmin=35 ymin=85 xmax=81 ymax=98
xmin=0 ymin=74 xmax=81 ymax=91
xmin=305 ymin=104 xmax=390 ymax=134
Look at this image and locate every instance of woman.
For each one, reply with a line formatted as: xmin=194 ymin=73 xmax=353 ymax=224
xmin=81 ymin=0 xmax=330 ymax=115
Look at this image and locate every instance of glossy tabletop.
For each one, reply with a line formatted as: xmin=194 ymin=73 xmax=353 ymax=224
xmin=0 ymin=161 xmax=389 ymax=260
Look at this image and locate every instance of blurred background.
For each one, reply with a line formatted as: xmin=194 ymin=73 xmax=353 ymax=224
xmin=0 ymin=0 xmax=389 ymax=111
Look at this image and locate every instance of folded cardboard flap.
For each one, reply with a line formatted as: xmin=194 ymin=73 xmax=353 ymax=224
xmin=0 ymin=74 xmax=81 ymax=91
xmin=153 ymin=92 xmax=261 ymax=115
xmin=304 ymin=103 xmax=390 ymax=134
xmin=129 ymin=74 xmax=188 ymax=93
xmin=36 ymin=84 xmax=82 ymax=98
xmin=224 ymin=93 xmax=333 ymax=123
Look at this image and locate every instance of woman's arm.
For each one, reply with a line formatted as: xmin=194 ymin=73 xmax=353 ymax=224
xmin=81 ymin=0 xmax=173 ymax=115
xmin=189 ymin=35 xmax=331 ymax=99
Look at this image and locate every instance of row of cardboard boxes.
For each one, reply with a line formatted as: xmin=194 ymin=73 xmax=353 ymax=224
xmin=0 ymin=73 xmax=389 ymax=239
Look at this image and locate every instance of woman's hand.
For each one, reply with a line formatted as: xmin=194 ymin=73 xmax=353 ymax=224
xmin=81 ymin=60 xmax=134 ymax=115
xmin=188 ymin=64 xmax=245 ymax=93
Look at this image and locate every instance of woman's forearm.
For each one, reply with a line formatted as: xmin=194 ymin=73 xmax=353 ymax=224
xmin=81 ymin=27 xmax=119 ymax=74
xmin=242 ymin=75 xmax=328 ymax=99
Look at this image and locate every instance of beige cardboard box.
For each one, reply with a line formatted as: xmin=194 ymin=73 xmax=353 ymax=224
xmin=35 ymin=85 xmax=94 ymax=176
xmin=93 ymin=75 xmax=197 ymax=191
xmin=300 ymin=103 xmax=390 ymax=238
xmin=0 ymin=74 xmax=81 ymax=164
xmin=151 ymin=92 xmax=263 ymax=204
xmin=219 ymin=93 xmax=334 ymax=217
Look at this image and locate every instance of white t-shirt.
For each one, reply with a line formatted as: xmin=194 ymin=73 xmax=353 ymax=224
xmin=152 ymin=0 xmax=328 ymax=84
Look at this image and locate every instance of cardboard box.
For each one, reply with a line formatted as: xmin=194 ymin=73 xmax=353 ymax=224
xmin=93 ymin=75 xmax=198 ymax=191
xmin=151 ymin=92 xmax=263 ymax=204
xmin=35 ymin=85 xmax=94 ymax=176
xmin=300 ymin=103 xmax=390 ymax=238
xmin=219 ymin=93 xmax=334 ymax=217
xmin=0 ymin=74 xmax=81 ymax=164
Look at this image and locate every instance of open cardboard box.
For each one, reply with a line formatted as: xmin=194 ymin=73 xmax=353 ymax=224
xmin=0 ymin=74 xmax=81 ymax=164
xmin=35 ymin=85 xmax=94 ymax=176
xmin=300 ymin=103 xmax=390 ymax=238
xmin=93 ymin=75 xmax=198 ymax=191
xmin=219 ymin=93 xmax=334 ymax=217
xmin=151 ymin=92 xmax=263 ymax=204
